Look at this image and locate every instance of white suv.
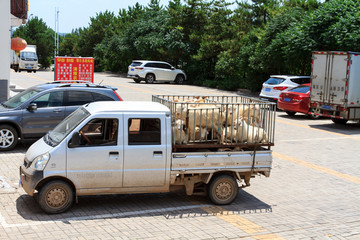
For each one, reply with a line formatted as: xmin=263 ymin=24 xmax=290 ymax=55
xmin=259 ymin=75 xmax=310 ymax=102
xmin=127 ymin=60 xmax=187 ymax=84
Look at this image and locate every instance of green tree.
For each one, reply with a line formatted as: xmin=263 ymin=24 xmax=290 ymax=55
xmin=12 ymin=17 xmax=54 ymax=68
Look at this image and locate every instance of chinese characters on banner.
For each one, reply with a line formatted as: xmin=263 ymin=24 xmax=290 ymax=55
xmin=55 ymin=57 xmax=94 ymax=83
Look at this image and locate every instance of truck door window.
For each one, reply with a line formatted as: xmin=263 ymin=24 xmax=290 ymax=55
xmin=78 ymin=118 xmax=118 ymax=146
xmin=128 ymin=118 xmax=161 ymax=145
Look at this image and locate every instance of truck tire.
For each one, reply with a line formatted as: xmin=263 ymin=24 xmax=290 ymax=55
xmin=175 ymin=74 xmax=185 ymax=84
xmin=331 ymin=118 xmax=348 ymax=124
xmin=38 ymin=180 xmax=74 ymax=214
xmin=134 ymin=79 xmax=141 ymax=83
xmin=145 ymin=74 xmax=155 ymax=84
xmin=0 ymin=125 xmax=18 ymax=151
xmin=208 ymin=174 xmax=238 ymax=205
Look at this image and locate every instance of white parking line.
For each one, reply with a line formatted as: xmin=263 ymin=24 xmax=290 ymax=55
xmin=0 ymin=204 xmax=212 ymax=228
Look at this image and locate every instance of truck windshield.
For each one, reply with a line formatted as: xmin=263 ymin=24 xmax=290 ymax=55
xmin=45 ymin=107 xmax=90 ymax=147
xmin=1 ymin=88 xmax=40 ymax=108
xmin=20 ymin=52 xmax=37 ymax=60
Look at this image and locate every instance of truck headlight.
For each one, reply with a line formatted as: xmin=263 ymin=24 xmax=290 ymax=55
xmin=31 ymin=153 xmax=50 ymax=170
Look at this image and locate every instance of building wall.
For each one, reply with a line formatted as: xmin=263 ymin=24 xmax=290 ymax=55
xmin=0 ymin=0 xmax=11 ymax=101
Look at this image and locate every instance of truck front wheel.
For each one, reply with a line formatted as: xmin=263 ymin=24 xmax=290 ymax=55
xmin=38 ymin=180 xmax=74 ymax=214
xmin=208 ymin=175 xmax=238 ymax=205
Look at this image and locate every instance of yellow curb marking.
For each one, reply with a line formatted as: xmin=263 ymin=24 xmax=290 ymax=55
xmin=273 ymin=152 xmax=360 ymax=185
xmin=276 ymin=119 xmax=360 ymax=140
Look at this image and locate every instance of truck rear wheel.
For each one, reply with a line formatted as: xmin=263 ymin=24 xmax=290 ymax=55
xmin=208 ymin=175 xmax=238 ymax=205
xmin=38 ymin=180 xmax=74 ymax=214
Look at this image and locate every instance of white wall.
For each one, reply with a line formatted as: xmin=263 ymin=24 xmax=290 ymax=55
xmin=0 ymin=0 xmax=10 ymax=101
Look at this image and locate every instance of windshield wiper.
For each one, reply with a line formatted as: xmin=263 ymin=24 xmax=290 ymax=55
xmin=44 ymin=132 xmax=56 ymax=147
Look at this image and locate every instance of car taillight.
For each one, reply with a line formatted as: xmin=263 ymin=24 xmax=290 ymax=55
xmin=273 ymin=86 xmax=288 ymax=91
xmin=292 ymin=96 xmax=303 ymax=102
xmin=135 ymin=67 xmax=144 ymax=70
xmin=113 ymin=90 xmax=123 ymax=101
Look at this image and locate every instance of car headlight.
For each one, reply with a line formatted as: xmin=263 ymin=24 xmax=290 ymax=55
xmin=31 ymin=153 xmax=50 ymax=171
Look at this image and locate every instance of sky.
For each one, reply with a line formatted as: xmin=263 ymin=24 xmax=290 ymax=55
xmin=28 ymin=0 xmax=171 ymax=33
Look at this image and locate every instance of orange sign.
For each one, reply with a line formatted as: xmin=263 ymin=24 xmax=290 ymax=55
xmin=55 ymin=57 xmax=94 ymax=83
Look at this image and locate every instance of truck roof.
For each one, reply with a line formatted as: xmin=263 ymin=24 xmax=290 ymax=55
xmin=84 ymin=101 xmax=170 ymax=114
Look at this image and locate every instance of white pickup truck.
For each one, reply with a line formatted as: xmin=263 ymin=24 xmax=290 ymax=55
xmin=20 ymin=96 xmax=276 ymax=214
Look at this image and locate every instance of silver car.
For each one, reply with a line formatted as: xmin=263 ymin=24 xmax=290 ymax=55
xmin=127 ymin=60 xmax=186 ymax=84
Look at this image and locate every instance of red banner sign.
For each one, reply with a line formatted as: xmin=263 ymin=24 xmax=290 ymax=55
xmin=55 ymin=57 xmax=94 ymax=83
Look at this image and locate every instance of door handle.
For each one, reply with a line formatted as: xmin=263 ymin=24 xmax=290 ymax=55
xmin=109 ymin=151 xmax=119 ymax=156
xmin=53 ymin=109 xmax=63 ymax=113
xmin=153 ymin=151 xmax=163 ymax=156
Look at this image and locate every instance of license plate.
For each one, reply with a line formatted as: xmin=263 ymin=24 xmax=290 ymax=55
xmin=321 ymin=105 xmax=331 ymax=110
xmin=26 ymin=67 xmax=32 ymax=69
xmin=284 ymin=98 xmax=291 ymax=102
xmin=265 ymin=88 xmax=271 ymax=92
xmin=131 ymin=69 xmax=134 ymax=71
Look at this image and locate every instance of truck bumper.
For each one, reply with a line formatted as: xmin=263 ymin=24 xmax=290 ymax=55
xmin=19 ymin=165 xmax=43 ymax=196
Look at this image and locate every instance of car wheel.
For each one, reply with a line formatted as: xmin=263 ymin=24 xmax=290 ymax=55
xmin=33 ymin=70 xmax=37 ymax=73
xmin=285 ymin=111 xmax=296 ymax=116
xmin=175 ymin=75 xmax=185 ymax=84
xmin=208 ymin=174 xmax=238 ymax=205
xmin=134 ymin=79 xmax=141 ymax=83
xmin=27 ymin=70 xmax=31 ymax=73
xmin=307 ymin=109 xmax=320 ymax=119
xmin=38 ymin=180 xmax=74 ymax=214
xmin=0 ymin=125 xmax=18 ymax=151
xmin=331 ymin=118 xmax=348 ymax=124
xmin=145 ymin=74 xmax=155 ymax=84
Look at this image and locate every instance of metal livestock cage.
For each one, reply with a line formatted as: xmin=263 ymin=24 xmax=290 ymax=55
xmin=153 ymin=95 xmax=276 ymax=152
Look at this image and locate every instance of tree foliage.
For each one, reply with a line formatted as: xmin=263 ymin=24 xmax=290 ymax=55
xmin=16 ymin=0 xmax=360 ymax=91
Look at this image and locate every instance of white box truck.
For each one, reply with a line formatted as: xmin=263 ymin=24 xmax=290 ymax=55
xmin=310 ymin=51 xmax=360 ymax=124
xmin=10 ymin=45 xmax=39 ymax=73
xmin=20 ymin=96 xmax=276 ymax=214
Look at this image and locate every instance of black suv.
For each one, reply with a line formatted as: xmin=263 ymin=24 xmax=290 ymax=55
xmin=0 ymin=82 xmax=122 ymax=150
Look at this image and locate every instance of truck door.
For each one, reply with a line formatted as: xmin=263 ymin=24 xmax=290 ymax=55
xmin=66 ymin=116 xmax=123 ymax=189
xmin=123 ymin=114 xmax=167 ymax=187
xmin=311 ymin=52 xmax=348 ymax=104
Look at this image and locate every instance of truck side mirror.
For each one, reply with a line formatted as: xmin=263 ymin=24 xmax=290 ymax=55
xmin=68 ymin=132 xmax=81 ymax=148
xmin=27 ymin=103 xmax=37 ymax=112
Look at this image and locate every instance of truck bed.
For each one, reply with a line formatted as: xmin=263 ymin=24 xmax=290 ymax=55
xmin=153 ymin=95 xmax=276 ymax=151
xmin=171 ymin=149 xmax=272 ymax=177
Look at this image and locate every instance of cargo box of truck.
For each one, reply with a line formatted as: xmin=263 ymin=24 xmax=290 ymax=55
xmin=310 ymin=51 xmax=360 ymax=124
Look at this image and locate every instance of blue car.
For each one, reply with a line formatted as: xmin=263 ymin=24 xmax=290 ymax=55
xmin=0 ymin=82 xmax=122 ymax=150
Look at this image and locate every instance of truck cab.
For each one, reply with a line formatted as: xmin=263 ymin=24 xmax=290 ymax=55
xmin=20 ymin=101 xmax=172 ymax=213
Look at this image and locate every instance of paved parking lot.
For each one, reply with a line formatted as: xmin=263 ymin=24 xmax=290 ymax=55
xmin=0 ymin=72 xmax=359 ymax=239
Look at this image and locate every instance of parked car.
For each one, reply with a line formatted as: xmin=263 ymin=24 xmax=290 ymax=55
xmin=277 ymin=84 xmax=318 ymax=118
xmin=127 ymin=60 xmax=186 ymax=84
xmin=0 ymin=82 xmax=122 ymax=151
xmin=260 ymin=75 xmax=311 ymax=102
